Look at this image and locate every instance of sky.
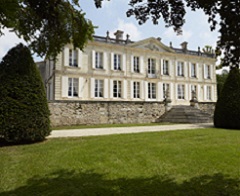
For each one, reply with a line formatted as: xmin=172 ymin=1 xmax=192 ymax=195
xmin=0 ymin=0 xmax=220 ymax=63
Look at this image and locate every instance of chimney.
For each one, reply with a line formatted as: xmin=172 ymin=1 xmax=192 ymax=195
xmin=181 ymin=42 xmax=188 ymax=51
xmin=114 ymin=30 xmax=124 ymax=41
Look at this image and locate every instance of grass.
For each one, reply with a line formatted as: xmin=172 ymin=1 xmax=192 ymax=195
xmin=52 ymin=122 xmax=174 ymax=130
xmin=0 ymin=128 xmax=240 ymax=195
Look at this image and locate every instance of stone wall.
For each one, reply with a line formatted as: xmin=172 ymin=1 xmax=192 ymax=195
xmin=198 ymin=102 xmax=216 ymax=116
xmin=49 ymin=101 xmax=165 ymax=127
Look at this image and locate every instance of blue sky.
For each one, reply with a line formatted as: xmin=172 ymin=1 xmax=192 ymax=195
xmin=0 ymin=0 xmax=220 ymax=62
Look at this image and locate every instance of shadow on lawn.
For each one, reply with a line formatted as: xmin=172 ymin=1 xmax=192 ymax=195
xmin=1 ymin=170 xmax=239 ymax=196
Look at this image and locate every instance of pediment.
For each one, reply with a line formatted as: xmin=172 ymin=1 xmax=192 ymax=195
xmin=129 ymin=37 xmax=174 ymax=53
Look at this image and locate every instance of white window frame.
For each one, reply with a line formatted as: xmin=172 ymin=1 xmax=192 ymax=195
xmin=95 ymin=79 xmax=103 ymax=98
xmin=68 ymin=78 xmax=79 ymax=97
xmin=163 ymin=60 xmax=169 ymax=75
xmin=113 ymin=80 xmax=122 ymax=98
xmin=148 ymin=58 xmax=156 ymax=75
xmin=163 ymin=83 xmax=170 ymax=99
xmin=191 ymin=63 xmax=197 ymax=78
xmin=133 ymin=81 xmax=140 ymax=98
xmin=95 ymin=52 xmax=103 ymax=69
xmin=177 ymin=84 xmax=185 ymax=99
xmin=69 ymin=49 xmax=78 ymax=67
xmin=133 ymin=56 xmax=140 ymax=73
xmin=148 ymin=82 xmax=156 ymax=99
xmin=177 ymin=61 xmax=184 ymax=76
xmin=114 ymin=54 xmax=121 ymax=70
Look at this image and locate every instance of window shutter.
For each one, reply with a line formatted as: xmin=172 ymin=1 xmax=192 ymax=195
xmin=62 ymin=76 xmax=68 ymax=97
xmin=184 ymin=62 xmax=188 ymax=77
xmin=92 ymin=50 xmax=95 ymax=69
xmin=90 ymin=78 xmax=95 ymax=98
xmin=185 ymin=84 xmax=189 ymax=100
xmin=196 ymin=63 xmax=199 ymax=78
xmin=203 ymin=64 xmax=207 ymax=79
xmin=210 ymin=65 xmax=213 ymax=79
xmin=204 ymin=85 xmax=207 ymax=100
xmin=175 ymin=61 xmax=178 ymax=76
xmin=160 ymin=59 xmax=163 ymax=75
xmin=140 ymin=56 xmax=144 ymax=74
xmin=175 ymin=84 xmax=178 ymax=99
xmin=110 ymin=79 xmax=113 ymax=98
xmin=141 ymin=81 xmax=145 ymax=99
xmin=111 ymin=53 xmax=114 ymax=70
xmin=122 ymin=54 xmax=126 ymax=72
xmin=157 ymin=82 xmax=161 ymax=101
xmin=211 ymin=85 xmax=215 ymax=101
xmin=170 ymin=83 xmax=173 ymax=100
xmin=197 ymin=85 xmax=201 ymax=101
xmin=79 ymin=77 xmax=84 ymax=98
xmin=131 ymin=55 xmax=134 ymax=73
xmin=64 ymin=47 xmax=69 ymax=66
xmin=104 ymin=79 xmax=108 ymax=98
xmin=103 ymin=52 xmax=107 ymax=70
xmin=145 ymin=81 xmax=148 ymax=101
xmin=123 ymin=80 xmax=127 ymax=99
xmin=189 ymin=62 xmax=191 ymax=77
xmin=78 ymin=49 xmax=82 ymax=68
xmin=130 ymin=81 xmax=133 ymax=99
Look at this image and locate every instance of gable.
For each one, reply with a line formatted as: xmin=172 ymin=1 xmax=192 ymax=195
xmin=129 ymin=37 xmax=174 ymax=53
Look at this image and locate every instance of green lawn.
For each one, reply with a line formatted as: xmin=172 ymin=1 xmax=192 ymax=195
xmin=1 ymin=128 xmax=240 ymax=195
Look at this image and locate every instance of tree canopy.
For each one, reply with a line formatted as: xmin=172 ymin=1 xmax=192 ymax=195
xmin=96 ymin=0 xmax=240 ymax=68
xmin=0 ymin=0 xmax=94 ymax=59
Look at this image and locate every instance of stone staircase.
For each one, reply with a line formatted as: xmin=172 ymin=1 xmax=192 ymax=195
xmin=159 ymin=105 xmax=213 ymax=123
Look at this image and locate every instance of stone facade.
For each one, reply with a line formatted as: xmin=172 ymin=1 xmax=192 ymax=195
xmin=49 ymin=101 xmax=165 ymax=127
xmin=198 ymin=102 xmax=216 ymax=116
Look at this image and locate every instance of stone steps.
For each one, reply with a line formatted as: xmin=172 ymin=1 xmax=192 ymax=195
xmin=159 ymin=105 xmax=213 ymax=124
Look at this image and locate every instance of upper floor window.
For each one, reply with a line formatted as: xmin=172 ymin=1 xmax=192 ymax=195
xmin=68 ymin=78 xmax=78 ymax=97
xmin=177 ymin=84 xmax=185 ymax=99
xmin=133 ymin=81 xmax=140 ymax=98
xmin=148 ymin=58 xmax=156 ymax=75
xmin=148 ymin=82 xmax=156 ymax=99
xmin=207 ymin=86 xmax=211 ymax=100
xmin=205 ymin=65 xmax=211 ymax=79
xmin=177 ymin=62 xmax=184 ymax=76
xmin=163 ymin=60 xmax=169 ymax=75
xmin=113 ymin=80 xmax=121 ymax=98
xmin=163 ymin=83 xmax=170 ymax=99
xmin=69 ymin=49 xmax=78 ymax=67
xmin=95 ymin=52 xmax=103 ymax=69
xmin=114 ymin=54 xmax=121 ymax=70
xmin=191 ymin=63 xmax=197 ymax=78
xmin=133 ymin=56 xmax=140 ymax=73
xmin=95 ymin=79 xmax=103 ymax=97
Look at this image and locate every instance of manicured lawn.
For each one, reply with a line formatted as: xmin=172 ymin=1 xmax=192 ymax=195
xmin=52 ymin=122 xmax=173 ymax=130
xmin=1 ymin=128 xmax=240 ymax=195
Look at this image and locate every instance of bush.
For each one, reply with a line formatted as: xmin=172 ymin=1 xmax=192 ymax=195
xmin=216 ymin=73 xmax=228 ymax=98
xmin=0 ymin=43 xmax=51 ymax=143
xmin=214 ymin=67 xmax=240 ymax=129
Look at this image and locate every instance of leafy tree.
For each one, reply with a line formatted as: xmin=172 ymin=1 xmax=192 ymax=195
xmin=214 ymin=68 xmax=240 ymax=129
xmin=0 ymin=0 xmax=94 ymax=59
xmin=216 ymin=73 xmax=228 ymax=98
xmin=0 ymin=44 xmax=51 ymax=143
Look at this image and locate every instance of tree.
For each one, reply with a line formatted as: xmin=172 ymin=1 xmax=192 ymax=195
xmin=214 ymin=67 xmax=240 ymax=129
xmin=93 ymin=0 xmax=239 ymax=68
xmin=0 ymin=0 xmax=94 ymax=59
xmin=0 ymin=44 xmax=51 ymax=143
xmin=216 ymin=73 xmax=228 ymax=98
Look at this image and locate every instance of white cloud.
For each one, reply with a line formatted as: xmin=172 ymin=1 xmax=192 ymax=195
xmin=110 ymin=19 xmax=142 ymax=41
xmin=0 ymin=29 xmax=26 ymax=61
xmin=163 ymin=28 xmax=193 ymax=42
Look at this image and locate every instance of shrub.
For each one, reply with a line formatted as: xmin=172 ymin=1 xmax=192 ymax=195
xmin=0 ymin=43 xmax=51 ymax=143
xmin=214 ymin=67 xmax=240 ymax=129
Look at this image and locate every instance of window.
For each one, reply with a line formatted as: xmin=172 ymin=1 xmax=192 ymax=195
xmin=95 ymin=52 xmax=103 ymax=69
xmin=148 ymin=83 xmax=156 ymax=99
xmin=68 ymin=78 xmax=78 ymax=97
xmin=177 ymin=84 xmax=185 ymax=99
xmin=206 ymin=65 xmax=211 ymax=79
xmin=95 ymin=79 xmax=103 ymax=97
xmin=191 ymin=85 xmax=197 ymax=99
xmin=207 ymin=86 xmax=211 ymax=100
xmin=113 ymin=80 xmax=121 ymax=98
xmin=191 ymin=63 xmax=197 ymax=77
xmin=133 ymin=82 xmax=140 ymax=98
xmin=177 ymin=62 xmax=184 ymax=76
xmin=133 ymin=56 xmax=140 ymax=73
xmin=163 ymin=60 xmax=169 ymax=75
xmin=163 ymin=83 xmax=170 ymax=99
xmin=114 ymin=54 xmax=121 ymax=70
xmin=69 ymin=49 xmax=78 ymax=67
xmin=148 ymin=58 xmax=156 ymax=75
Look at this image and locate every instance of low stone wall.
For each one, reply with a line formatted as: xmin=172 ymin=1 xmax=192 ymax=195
xmin=198 ymin=102 xmax=216 ymax=116
xmin=49 ymin=101 xmax=165 ymax=127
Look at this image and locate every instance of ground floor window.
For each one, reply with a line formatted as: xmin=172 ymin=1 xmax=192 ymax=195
xmin=113 ymin=80 xmax=121 ymax=98
xmin=163 ymin=83 xmax=170 ymax=99
xmin=177 ymin=84 xmax=185 ymax=99
xmin=207 ymin=86 xmax=211 ymax=100
xmin=68 ymin=78 xmax=78 ymax=97
xmin=148 ymin=83 xmax=156 ymax=99
xmin=95 ymin=79 xmax=103 ymax=97
xmin=133 ymin=82 xmax=140 ymax=98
